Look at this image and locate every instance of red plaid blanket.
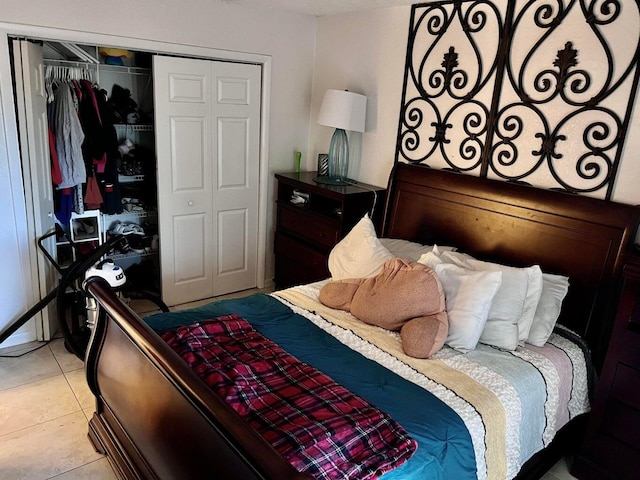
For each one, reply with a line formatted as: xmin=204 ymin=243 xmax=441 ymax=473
xmin=162 ymin=314 xmax=417 ymax=479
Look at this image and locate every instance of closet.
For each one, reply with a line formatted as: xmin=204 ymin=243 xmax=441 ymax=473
xmin=44 ymin=42 xmax=158 ymax=276
xmin=11 ymin=37 xmax=262 ymax=337
xmin=13 ymin=38 xmax=159 ymax=315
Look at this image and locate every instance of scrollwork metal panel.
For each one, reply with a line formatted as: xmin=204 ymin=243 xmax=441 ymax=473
xmin=396 ymin=0 xmax=640 ymax=200
xmin=397 ymin=1 xmax=509 ymax=172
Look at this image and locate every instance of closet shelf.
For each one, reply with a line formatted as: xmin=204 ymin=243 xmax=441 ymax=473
xmin=99 ymin=64 xmax=151 ymax=76
xmin=118 ymin=174 xmax=145 ymax=183
xmin=114 ymin=124 xmax=153 ymax=132
xmin=73 ymin=235 xmax=100 ymax=243
xmin=103 ymin=209 xmax=157 ymax=219
xmin=109 ymin=250 xmax=158 ymax=261
xmin=43 ymin=41 xmax=99 ymax=63
xmin=44 ymin=57 xmax=151 ymax=76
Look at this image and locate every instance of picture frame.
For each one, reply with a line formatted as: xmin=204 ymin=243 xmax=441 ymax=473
xmin=317 ymin=153 xmax=329 ymax=176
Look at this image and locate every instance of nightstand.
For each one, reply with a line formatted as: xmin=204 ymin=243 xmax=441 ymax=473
xmin=274 ymin=172 xmax=386 ymax=289
xmin=571 ymin=252 xmax=640 ymax=480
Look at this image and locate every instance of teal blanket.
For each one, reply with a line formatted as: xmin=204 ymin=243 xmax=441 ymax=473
xmin=146 ymin=293 xmax=476 ymax=479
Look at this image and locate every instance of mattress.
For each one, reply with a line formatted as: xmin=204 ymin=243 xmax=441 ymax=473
xmin=145 ymin=282 xmax=591 ymax=480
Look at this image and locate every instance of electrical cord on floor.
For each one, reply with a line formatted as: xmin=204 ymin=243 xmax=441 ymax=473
xmin=0 ymin=340 xmax=52 ymax=358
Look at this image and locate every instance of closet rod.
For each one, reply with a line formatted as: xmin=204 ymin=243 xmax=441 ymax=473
xmin=43 ymin=58 xmax=99 ymax=69
xmin=43 ymin=59 xmax=99 ymax=88
xmin=43 ymin=59 xmax=150 ymax=76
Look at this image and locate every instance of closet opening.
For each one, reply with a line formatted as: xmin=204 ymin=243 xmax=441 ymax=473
xmin=10 ymin=37 xmax=161 ymax=340
xmin=1 ymin=24 xmax=269 ymax=348
xmin=11 ymin=32 xmax=265 ymax=343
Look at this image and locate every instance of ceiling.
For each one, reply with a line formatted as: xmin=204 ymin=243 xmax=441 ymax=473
xmin=221 ymin=0 xmax=420 ymax=16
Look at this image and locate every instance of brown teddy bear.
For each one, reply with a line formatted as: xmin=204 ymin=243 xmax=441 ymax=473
xmin=319 ymin=258 xmax=449 ymax=358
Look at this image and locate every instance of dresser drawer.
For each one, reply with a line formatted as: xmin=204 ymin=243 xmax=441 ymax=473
xmin=277 ymin=204 xmax=339 ymax=250
xmin=600 ymin=396 xmax=640 ymax=450
xmin=611 ymin=362 xmax=640 ymax=410
xmin=274 ymin=232 xmax=330 ymax=288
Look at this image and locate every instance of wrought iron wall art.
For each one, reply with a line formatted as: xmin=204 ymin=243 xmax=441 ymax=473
xmin=396 ymin=0 xmax=640 ymax=200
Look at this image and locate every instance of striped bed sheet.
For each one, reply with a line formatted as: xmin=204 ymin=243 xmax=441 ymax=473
xmin=276 ymin=281 xmax=590 ymax=480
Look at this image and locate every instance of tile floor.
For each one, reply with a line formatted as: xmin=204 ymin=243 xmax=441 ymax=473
xmin=0 ymin=288 xmax=578 ymax=480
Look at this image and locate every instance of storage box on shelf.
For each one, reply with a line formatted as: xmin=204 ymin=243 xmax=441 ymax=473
xmin=274 ymin=172 xmax=386 ymax=289
xmin=55 ymin=209 xmax=103 ymax=269
xmin=571 ymin=252 xmax=640 ymax=480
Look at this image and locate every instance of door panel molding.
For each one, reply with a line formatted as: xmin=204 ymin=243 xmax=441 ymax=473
xmin=217 ymin=208 xmax=248 ymax=275
xmin=170 ymin=116 xmax=207 ymax=191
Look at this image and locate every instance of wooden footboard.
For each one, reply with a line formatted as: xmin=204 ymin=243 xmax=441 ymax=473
xmin=83 ymin=276 xmax=311 ymax=480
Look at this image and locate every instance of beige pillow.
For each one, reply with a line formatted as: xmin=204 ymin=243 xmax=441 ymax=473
xmin=328 ymin=214 xmax=394 ymax=280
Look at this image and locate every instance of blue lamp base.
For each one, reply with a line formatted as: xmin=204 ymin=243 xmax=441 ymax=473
xmin=313 ymin=128 xmax=351 ymax=185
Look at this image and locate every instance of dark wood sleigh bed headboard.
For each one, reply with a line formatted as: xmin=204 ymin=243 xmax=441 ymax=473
xmin=382 ymin=162 xmax=640 ymax=370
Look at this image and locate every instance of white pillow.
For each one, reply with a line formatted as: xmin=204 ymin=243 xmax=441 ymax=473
xmin=526 ymin=273 xmax=569 ymax=347
xmin=328 ymin=214 xmax=394 ymax=280
xmin=419 ymin=252 xmax=502 ymax=352
xmin=431 ymin=250 xmax=543 ymax=350
xmin=379 ymin=238 xmax=456 ymax=261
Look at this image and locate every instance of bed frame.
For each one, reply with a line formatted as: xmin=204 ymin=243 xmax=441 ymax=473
xmin=83 ymin=163 xmax=640 ymax=479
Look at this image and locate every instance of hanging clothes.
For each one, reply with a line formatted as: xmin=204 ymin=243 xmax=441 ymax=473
xmin=45 ymin=63 xmax=122 ymax=220
xmin=45 ymin=64 xmax=96 ymax=224
xmin=78 ymin=80 xmax=121 ymax=214
xmin=73 ymin=184 xmax=85 ymax=216
xmin=84 ymin=172 xmax=103 ymax=210
xmin=54 ymin=188 xmax=73 ymax=227
xmin=46 ymin=99 xmax=62 ymax=186
xmin=53 ymin=82 xmax=86 ymax=189
xmin=79 ymin=79 xmax=108 ymax=174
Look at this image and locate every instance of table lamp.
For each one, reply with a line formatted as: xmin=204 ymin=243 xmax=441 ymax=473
xmin=315 ymin=89 xmax=367 ymax=185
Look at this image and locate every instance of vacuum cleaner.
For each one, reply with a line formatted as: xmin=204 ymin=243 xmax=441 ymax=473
xmin=0 ymin=225 xmax=168 ymax=359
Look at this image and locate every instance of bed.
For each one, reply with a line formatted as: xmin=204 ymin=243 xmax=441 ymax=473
xmin=83 ymin=163 xmax=640 ymax=479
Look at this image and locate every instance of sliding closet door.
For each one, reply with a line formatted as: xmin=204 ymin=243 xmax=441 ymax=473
xmin=13 ymin=40 xmax=57 ymax=340
xmin=154 ymin=56 xmax=261 ymax=306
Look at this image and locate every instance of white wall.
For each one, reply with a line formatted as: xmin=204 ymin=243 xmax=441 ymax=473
xmin=1 ymin=0 xmax=317 ymax=173
xmin=310 ymin=8 xmax=412 ymax=189
xmin=0 ymin=0 xmax=317 ymax=344
xmin=310 ymin=6 xmax=640 ymax=206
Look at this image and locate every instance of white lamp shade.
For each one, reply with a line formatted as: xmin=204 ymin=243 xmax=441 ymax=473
xmin=317 ymin=89 xmax=367 ymax=133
